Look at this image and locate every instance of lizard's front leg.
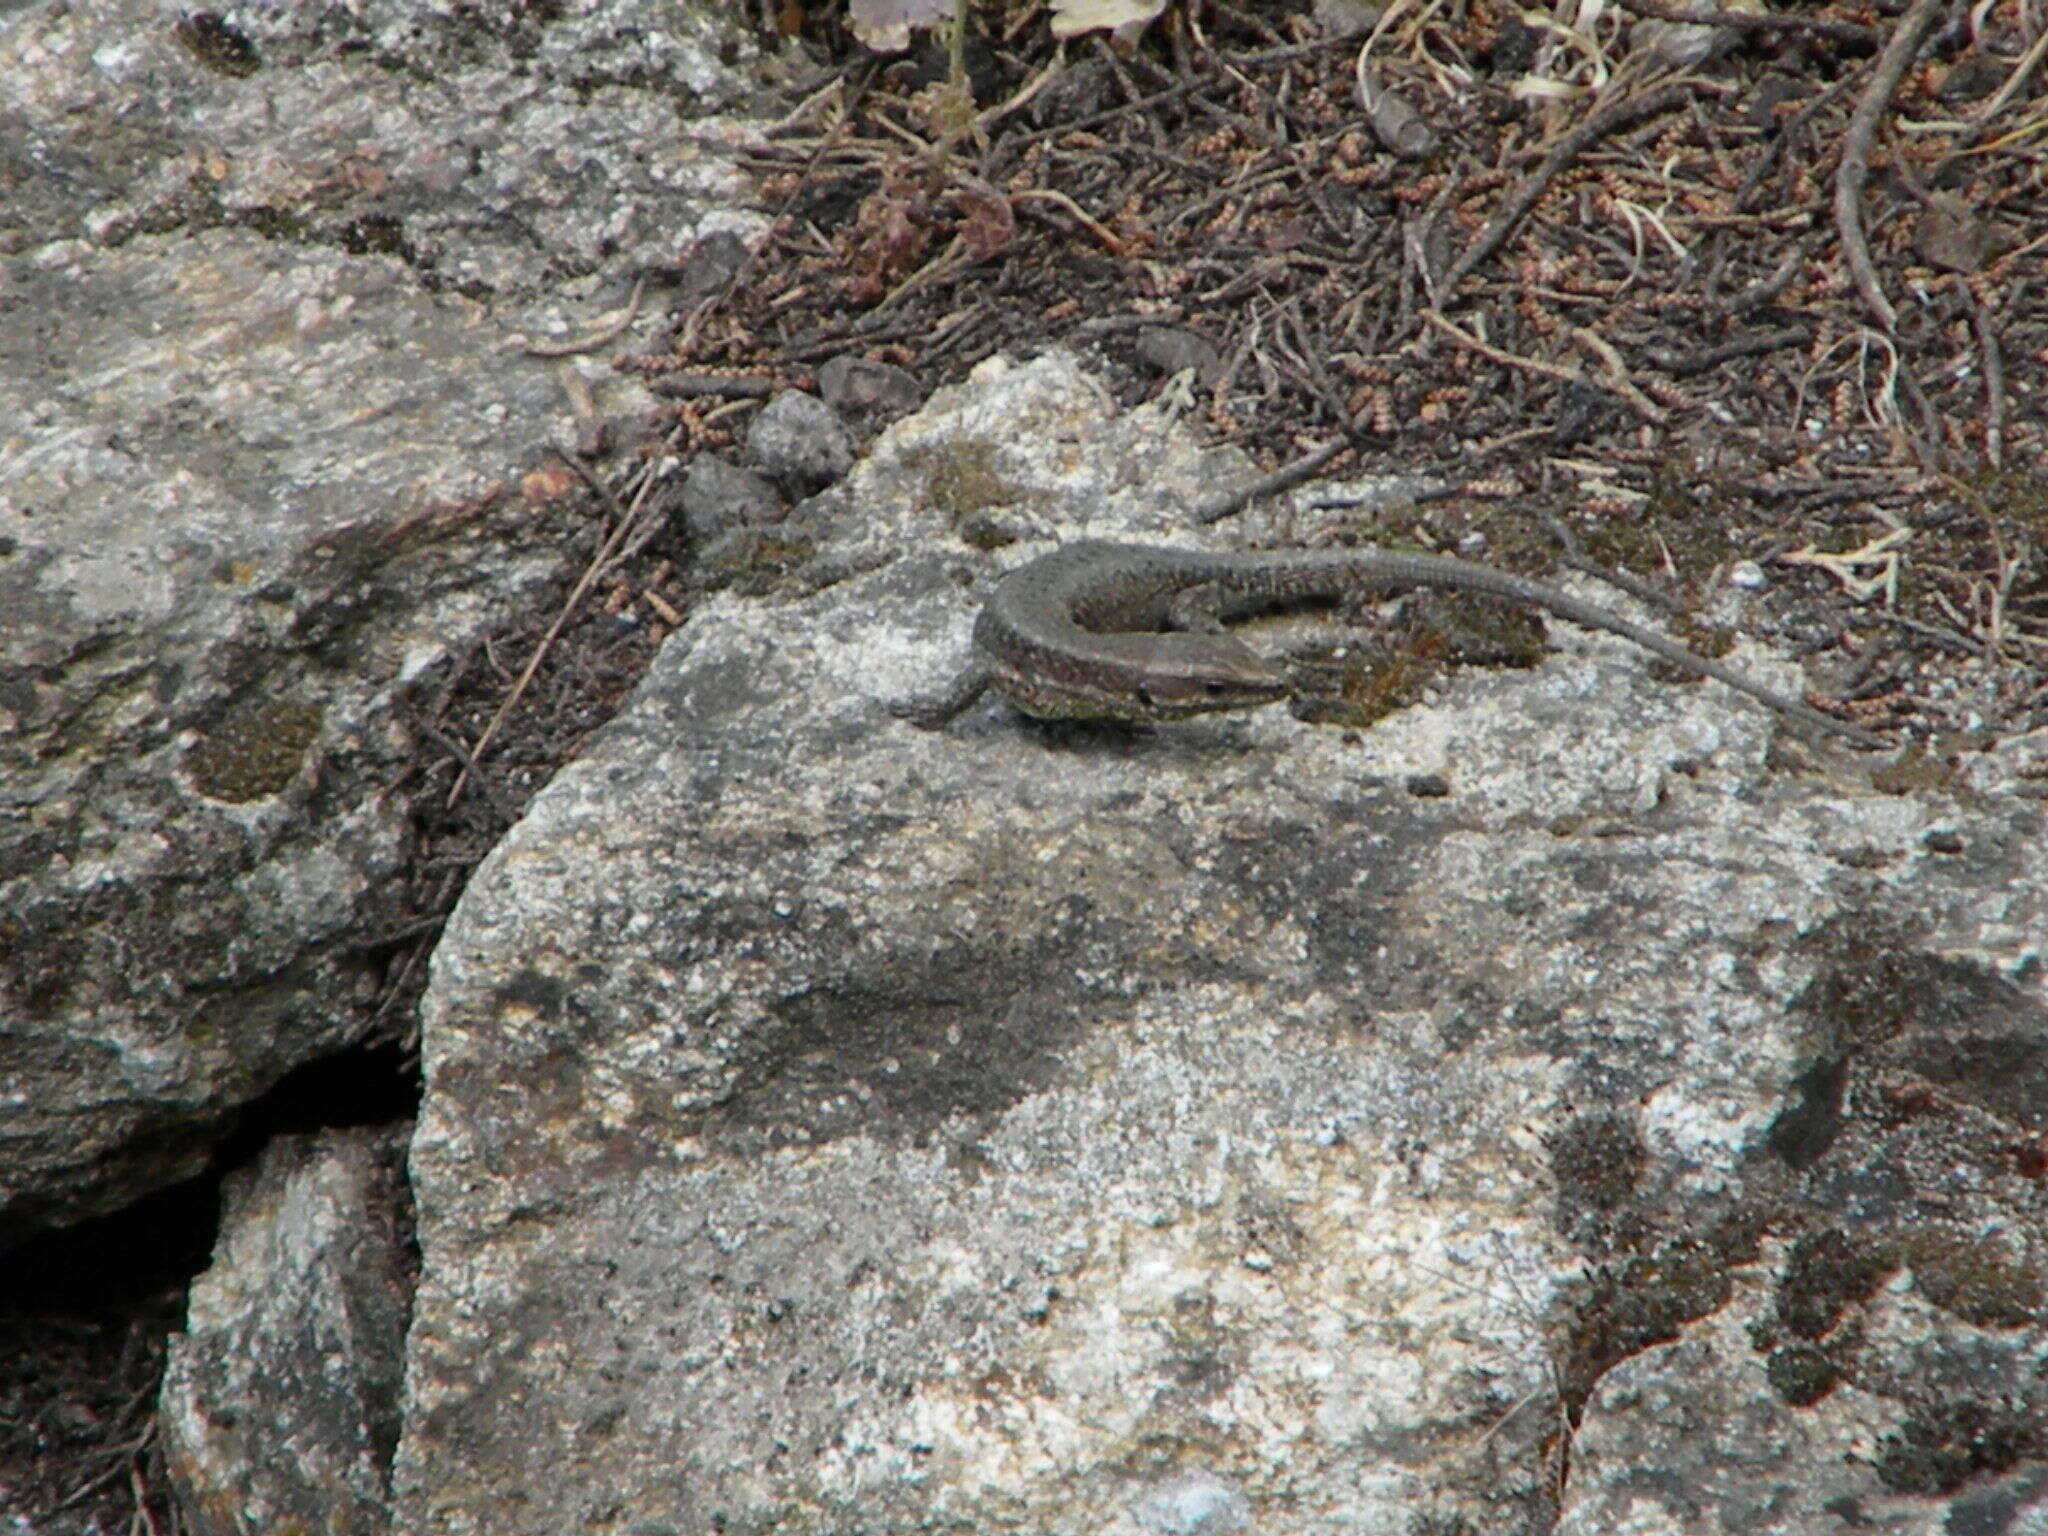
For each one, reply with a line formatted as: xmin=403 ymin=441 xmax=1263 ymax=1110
xmin=889 ymin=662 xmax=992 ymax=729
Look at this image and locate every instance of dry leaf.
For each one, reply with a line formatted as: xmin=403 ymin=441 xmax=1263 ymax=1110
xmin=1048 ymin=0 xmax=1169 ymax=43
xmin=1355 ymin=64 xmax=1436 ymax=158
xmin=1915 ymin=193 xmax=1988 ymax=274
xmin=952 ymin=183 xmax=1016 ymax=261
xmin=847 ymin=0 xmax=952 ymax=54
xmin=843 ymin=169 xmax=935 ymax=302
xmin=1630 ymin=0 xmax=1755 ymax=65
xmin=1628 ymin=16 xmax=1732 ymax=65
xmin=1312 ymin=0 xmax=1383 ymax=38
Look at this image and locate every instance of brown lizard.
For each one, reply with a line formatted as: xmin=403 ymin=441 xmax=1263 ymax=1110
xmin=893 ymin=540 xmax=1884 ymax=748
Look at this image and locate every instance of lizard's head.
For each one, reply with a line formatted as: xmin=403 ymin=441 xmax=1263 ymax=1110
xmin=994 ymin=634 xmax=1292 ymax=723
xmin=1113 ymin=642 xmax=1292 ymax=720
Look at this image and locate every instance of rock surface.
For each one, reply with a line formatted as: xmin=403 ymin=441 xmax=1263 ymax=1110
xmin=0 ymin=0 xmax=762 ymax=290
xmin=0 ymin=0 xmax=762 ymax=1244
xmin=681 ymin=454 xmax=786 ymax=541
xmin=160 ymin=1126 xmax=412 ymax=1536
xmin=398 ymin=353 xmax=2048 ymax=1533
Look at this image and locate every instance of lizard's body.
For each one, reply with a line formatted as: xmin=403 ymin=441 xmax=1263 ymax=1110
xmin=895 ymin=540 xmax=1882 ymax=748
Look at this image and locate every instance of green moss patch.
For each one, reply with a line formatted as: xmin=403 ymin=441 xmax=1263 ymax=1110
xmin=186 ymin=696 xmax=322 ymax=803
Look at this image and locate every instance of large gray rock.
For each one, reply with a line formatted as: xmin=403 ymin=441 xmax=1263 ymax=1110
xmin=0 ymin=226 xmax=573 ymax=1245
xmin=160 ymin=1126 xmax=412 ymax=1536
xmin=1561 ymin=1266 xmax=2048 ymax=1532
xmin=0 ymin=0 xmax=763 ymax=1244
xmin=396 ymin=354 xmax=2048 ymax=1533
xmin=0 ymin=0 xmax=763 ymax=293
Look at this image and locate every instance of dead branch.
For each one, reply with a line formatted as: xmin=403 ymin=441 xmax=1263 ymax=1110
xmin=1611 ymin=0 xmax=1877 ymax=48
xmin=1437 ymin=80 xmax=1695 ymax=303
xmin=1960 ymin=277 xmax=2006 ymax=468
xmin=1423 ymin=310 xmax=1668 ymax=426
xmin=1833 ymin=0 xmax=1948 ymax=332
xmin=1193 ymin=439 xmax=1353 ymax=524
xmin=446 ymin=448 xmax=664 ymax=810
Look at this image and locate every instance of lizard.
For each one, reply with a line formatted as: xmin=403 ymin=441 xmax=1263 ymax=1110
xmin=891 ymin=539 xmax=1886 ymax=749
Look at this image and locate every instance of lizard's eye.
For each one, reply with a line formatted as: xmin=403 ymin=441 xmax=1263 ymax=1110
xmin=1135 ymin=686 xmax=1157 ymax=709
xmin=1203 ymin=681 xmax=1229 ymax=696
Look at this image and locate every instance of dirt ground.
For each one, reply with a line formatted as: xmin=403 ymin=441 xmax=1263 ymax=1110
xmin=7 ymin=0 xmax=2044 ymax=1528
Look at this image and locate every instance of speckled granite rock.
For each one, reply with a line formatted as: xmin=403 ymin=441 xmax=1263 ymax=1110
xmin=160 ymin=1126 xmax=412 ymax=1536
xmin=396 ymin=353 xmax=2048 ymax=1534
xmin=0 ymin=0 xmax=765 ymax=294
xmin=0 ymin=0 xmax=764 ymax=1243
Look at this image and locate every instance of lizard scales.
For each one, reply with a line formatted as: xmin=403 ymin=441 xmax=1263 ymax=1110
xmin=897 ymin=540 xmax=1882 ymax=749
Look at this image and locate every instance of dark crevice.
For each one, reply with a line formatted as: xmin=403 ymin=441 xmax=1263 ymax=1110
xmin=0 ymin=1038 xmax=420 ymax=1535
xmin=212 ymin=1038 xmax=420 ymax=1170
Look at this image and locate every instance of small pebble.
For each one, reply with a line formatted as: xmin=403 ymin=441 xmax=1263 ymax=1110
xmin=746 ymin=390 xmax=853 ymax=495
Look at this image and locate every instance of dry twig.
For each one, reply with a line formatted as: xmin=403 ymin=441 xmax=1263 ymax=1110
xmin=1644 ymin=325 xmax=1811 ymax=377
xmin=1570 ymin=325 xmax=1675 ymax=424
xmin=1611 ymin=0 xmax=1877 ymax=48
xmin=1833 ymin=0 xmax=1948 ymax=332
xmin=444 ymin=452 xmax=664 ymax=809
xmin=519 ymin=273 xmax=650 ymax=358
xmin=1437 ymin=80 xmax=1695 ymax=302
xmin=1012 ymin=188 xmax=1127 ymax=254
xmin=1927 ymin=24 xmax=2048 ymax=172
xmin=1193 ymin=439 xmax=1352 ymax=523
xmin=1959 ymin=278 xmax=2006 ymax=468
xmin=1423 ymin=310 xmax=1668 ymax=425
